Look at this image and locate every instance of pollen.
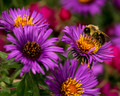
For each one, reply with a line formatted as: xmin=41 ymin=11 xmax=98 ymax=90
xmin=23 ymin=41 xmax=41 ymax=60
xmin=61 ymin=78 xmax=84 ymax=96
xmin=78 ymin=0 xmax=94 ymax=4
xmin=14 ymin=15 xmax=34 ymax=28
xmin=76 ymin=35 xmax=100 ymax=54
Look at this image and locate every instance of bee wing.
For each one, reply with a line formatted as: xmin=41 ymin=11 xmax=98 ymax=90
xmin=101 ymin=32 xmax=110 ymax=42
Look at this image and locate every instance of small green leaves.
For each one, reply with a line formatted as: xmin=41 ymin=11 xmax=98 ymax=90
xmin=17 ymin=72 xmax=51 ymax=96
xmin=17 ymin=72 xmax=39 ymax=96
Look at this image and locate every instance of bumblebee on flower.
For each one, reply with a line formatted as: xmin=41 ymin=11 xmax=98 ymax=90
xmin=62 ymin=24 xmax=113 ymax=66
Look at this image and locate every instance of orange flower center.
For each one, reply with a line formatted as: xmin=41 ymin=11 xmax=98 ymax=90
xmin=14 ymin=15 xmax=34 ymax=28
xmin=61 ymin=78 xmax=84 ymax=96
xmin=78 ymin=0 xmax=94 ymax=4
xmin=76 ymin=35 xmax=100 ymax=54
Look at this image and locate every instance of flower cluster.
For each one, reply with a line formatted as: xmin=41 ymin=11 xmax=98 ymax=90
xmin=60 ymin=0 xmax=106 ymax=16
xmin=0 ymin=7 xmax=113 ymax=96
xmin=1 ymin=7 xmax=63 ymax=76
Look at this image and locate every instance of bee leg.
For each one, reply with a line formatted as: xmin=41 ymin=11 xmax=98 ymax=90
xmin=92 ymin=32 xmax=99 ymax=42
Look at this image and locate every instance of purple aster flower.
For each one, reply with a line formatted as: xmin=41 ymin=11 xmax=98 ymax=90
xmin=106 ymin=24 xmax=120 ymax=48
xmin=0 ymin=7 xmax=48 ymax=32
xmin=92 ymin=62 xmax=103 ymax=76
xmin=111 ymin=24 xmax=120 ymax=47
xmin=62 ymin=24 xmax=113 ymax=65
xmin=4 ymin=25 xmax=63 ymax=76
xmin=46 ymin=59 xmax=100 ymax=96
xmin=60 ymin=0 xmax=106 ymax=16
xmin=113 ymin=24 xmax=120 ymax=37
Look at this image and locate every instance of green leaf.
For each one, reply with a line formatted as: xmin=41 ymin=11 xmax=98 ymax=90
xmin=0 ymin=51 xmax=8 ymax=60
xmin=33 ymin=74 xmax=49 ymax=89
xmin=0 ymin=86 xmax=10 ymax=94
xmin=67 ymin=50 xmax=75 ymax=60
xmin=57 ymin=53 xmax=67 ymax=62
xmin=0 ymin=51 xmax=21 ymax=70
xmin=16 ymin=77 xmax=26 ymax=96
xmin=0 ymin=92 xmax=10 ymax=96
xmin=1 ymin=63 xmax=21 ymax=69
xmin=0 ymin=88 xmax=17 ymax=96
xmin=2 ymin=77 xmax=10 ymax=84
xmin=17 ymin=72 xmax=41 ymax=96
xmin=40 ymin=89 xmax=52 ymax=96
xmin=10 ymin=69 xmax=21 ymax=83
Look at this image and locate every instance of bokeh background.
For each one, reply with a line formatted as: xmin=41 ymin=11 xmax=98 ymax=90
xmin=0 ymin=0 xmax=120 ymax=95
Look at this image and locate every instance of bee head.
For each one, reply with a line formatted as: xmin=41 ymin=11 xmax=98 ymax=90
xmin=83 ymin=27 xmax=90 ymax=35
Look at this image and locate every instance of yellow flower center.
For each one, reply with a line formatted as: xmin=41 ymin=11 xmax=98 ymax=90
xmin=76 ymin=35 xmax=100 ymax=54
xmin=61 ymin=78 xmax=84 ymax=96
xmin=78 ymin=0 xmax=94 ymax=4
xmin=14 ymin=15 xmax=34 ymax=28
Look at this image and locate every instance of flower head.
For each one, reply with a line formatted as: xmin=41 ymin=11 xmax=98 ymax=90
xmin=106 ymin=45 xmax=120 ymax=72
xmin=0 ymin=7 xmax=48 ymax=32
xmin=92 ymin=62 xmax=103 ymax=76
xmin=4 ymin=25 xmax=63 ymax=76
xmin=105 ymin=24 xmax=120 ymax=48
xmin=59 ymin=8 xmax=71 ymax=21
xmin=46 ymin=59 xmax=100 ymax=96
xmin=0 ymin=29 xmax=6 ymax=52
xmin=30 ymin=4 xmax=58 ymax=28
xmin=101 ymin=82 xmax=119 ymax=96
xmin=60 ymin=0 xmax=106 ymax=16
xmin=62 ymin=24 xmax=113 ymax=65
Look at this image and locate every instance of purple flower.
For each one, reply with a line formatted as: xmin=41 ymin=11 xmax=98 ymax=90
xmin=4 ymin=25 xmax=63 ymax=76
xmin=111 ymin=24 xmax=120 ymax=48
xmin=0 ymin=7 xmax=48 ymax=32
xmin=92 ymin=62 xmax=103 ymax=76
xmin=112 ymin=24 xmax=120 ymax=37
xmin=106 ymin=24 xmax=120 ymax=48
xmin=46 ymin=59 xmax=100 ymax=96
xmin=62 ymin=24 xmax=113 ymax=65
xmin=60 ymin=0 xmax=106 ymax=16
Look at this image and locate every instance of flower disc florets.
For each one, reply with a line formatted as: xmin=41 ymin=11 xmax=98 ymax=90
xmin=14 ymin=15 xmax=34 ymax=28
xmin=23 ymin=41 xmax=41 ymax=60
xmin=76 ymin=35 xmax=100 ymax=54
xmin=61 ymin=78 xmax=84 ymax=96
xmin=78 ymin=0 xmax=94 ymax=4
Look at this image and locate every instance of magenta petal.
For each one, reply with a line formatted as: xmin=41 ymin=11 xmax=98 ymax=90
xmin=7 ymin=50 xmax=20 ymax=59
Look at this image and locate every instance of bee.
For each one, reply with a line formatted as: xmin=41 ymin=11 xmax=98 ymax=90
xmin=83 ymin=24 xmax=109 ymax=45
